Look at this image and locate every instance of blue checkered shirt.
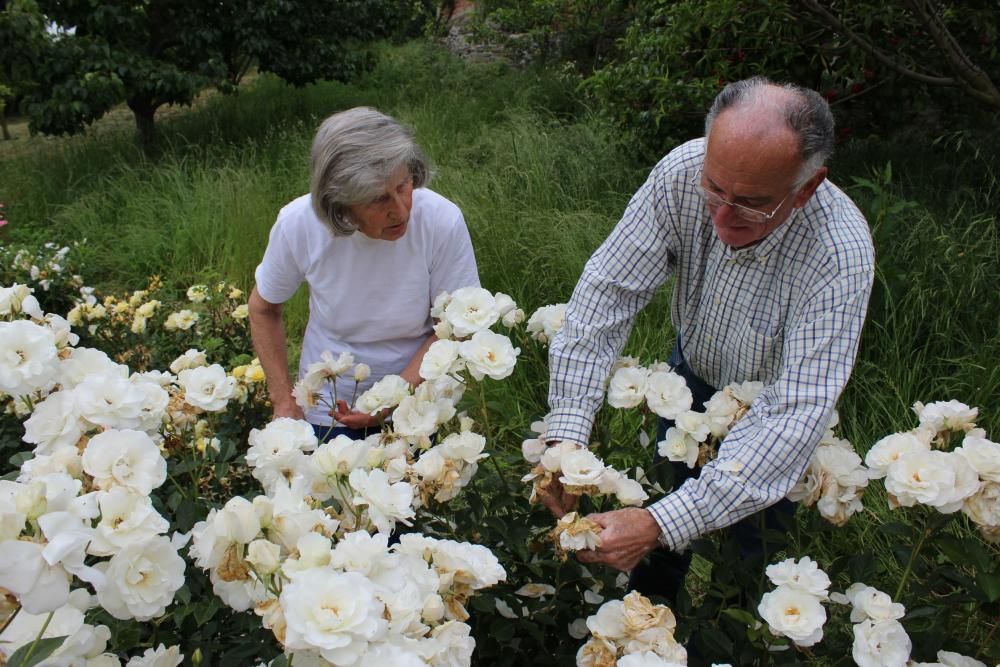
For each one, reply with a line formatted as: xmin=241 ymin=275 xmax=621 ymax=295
xmin=547 ymin=138 xmax=875 ymax=550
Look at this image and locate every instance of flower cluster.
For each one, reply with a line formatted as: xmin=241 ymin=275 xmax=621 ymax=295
xmin=866 ymin=400 xmax=997 ymax=542
xmin=787 ymin=411 xmax=874 ymax=525
xmin=522 ymin=440 xmax=648 ymax=508
xmin=423 ymin=287 xmax=522 ymax=380
xmin=192 ymin=416 xmax=507 ymax=665
xmin=654 ymin=378 xmax=763 ymax=469
xmin=575 ymin=591 xmax=687 ymax=666
xmin=756 ymin=557 xmax=831 ymax=647
xmin=831 ymin=583 xmax=910 ymax=666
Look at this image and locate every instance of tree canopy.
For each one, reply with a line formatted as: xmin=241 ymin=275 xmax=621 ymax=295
xmin=2 ymin=0 xmax=422 ymax=154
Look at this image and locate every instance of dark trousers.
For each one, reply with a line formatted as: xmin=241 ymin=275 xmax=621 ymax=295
xmin=628 ymin=341 xmax=794 ymax=604
xmin=312 ymin=423 xmax=382 ymax=443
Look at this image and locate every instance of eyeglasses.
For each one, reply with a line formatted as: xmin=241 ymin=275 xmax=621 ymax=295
xmin=691 ymin=169 xmax=794 ymax=224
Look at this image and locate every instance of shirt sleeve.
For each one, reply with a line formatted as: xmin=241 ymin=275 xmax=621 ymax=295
xmin=546 ymin=160 xmax=680 ymax=446
xmin=429 ymin=207 xmax=481 ymax=299
xmin=647 ymin=263 xmax=874 ymax=551
xmin=254 ymin=213 xmax=306 ymax=305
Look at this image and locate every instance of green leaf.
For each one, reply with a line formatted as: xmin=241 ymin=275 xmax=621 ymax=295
xmin=7 ymin=636 xmax=68 ymax=667
xmin=975 ymin=569 xmax=1000 ymax=603
xmin=720 ymin=607 xmax=758 ymax=627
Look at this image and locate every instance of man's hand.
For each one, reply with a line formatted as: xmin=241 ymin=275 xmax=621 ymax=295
xmin=576 ymin=508 xmax=663 ymax=572
xmin=334 ymin=400 xmax=388 ymax=429
xmin=537 ymin=476 xmax=579 ymax=518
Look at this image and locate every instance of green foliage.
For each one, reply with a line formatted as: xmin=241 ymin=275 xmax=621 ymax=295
xmin=15 ymin=0 xmax=411 ymax=153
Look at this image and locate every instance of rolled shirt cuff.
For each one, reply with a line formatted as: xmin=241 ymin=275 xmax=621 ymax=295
xmin=646 ymin=485 xmax=703 ymax=552
xmin=544 ymin=407 xmax=595 ymax=447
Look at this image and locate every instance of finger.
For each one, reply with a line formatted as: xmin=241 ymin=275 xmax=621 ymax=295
xmin=539 ymin=493 xmax=566 ymax=519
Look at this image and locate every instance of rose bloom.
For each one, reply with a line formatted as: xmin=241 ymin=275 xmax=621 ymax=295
xmin=355 ymin=374 xmax=411 ymax=415
xmin=442 ymin=286 xmax=500 ymax=337
xmin=757 ymin=584 xmax=827 ymax=647
xmin=82 ymin=429 xmax=167 ymax=495
xmin=458 ymin=329 xmax=520 ymax=381
xmin=644 ymin=370 xmax=693 ymax=420
xmin=607 ymin=366 xmax=649 ymax=409
xmin=864 ymin=431 xmax=931 ymax=478
xmin=89 ymin=487 xmax=170 ymax=556
xmin=851 ymin=619 xmax=911 ymax=667
xmin=912 ymin=399 xmax=978 ymax=434
xmin=955 ymin=434 xmax=1000 ymax=482
xmin=658 ymin=427 xmax=699 ymax=468
xmin=586 ymin=599 xmax=626 ymax=640
xmin=178 ymin=364 xmax=238 ymax=412
xmin=168 ymin=348 xmax=208 ymax=374
xmin=884 ymin=449 xmax=980 ymax=513
xmin=418 ymin=339 xmax=463 ymax=380
xmin=95 ymin=535 xmax=186 ymax=621
xmin=617 ymin=653 xmax=686 ymax=667
xmin=525 ymin=303 xmax=567 ymax=343
xmin=559 ymin=447 xmax=608 ymax=489
xmin=280 ymin=568 xmax=388 ymax=665
xmin=962 ymin=481 xmax=1000 ymax=539
xmin=125 ymin=644 xmax=183 ymax=667
xmin=349 ymin=468 xmax=415 ymax=534
xmin=22 ymin=390 xmax=83 ymax=455
xmin=841 ymin=583 xmax=905 ymax=623
xmin=766 ymin=556 xmax=830 ymax=599
xmin=0 ymin=319 xmax=58 ymax=397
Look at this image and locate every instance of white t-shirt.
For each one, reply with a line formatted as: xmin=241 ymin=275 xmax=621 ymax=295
xmin=254 ymin=188 xmax=480 ymax=425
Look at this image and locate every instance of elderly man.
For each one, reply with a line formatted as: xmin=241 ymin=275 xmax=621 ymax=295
xmin=541 ymin=77 xmax=874 ymax=600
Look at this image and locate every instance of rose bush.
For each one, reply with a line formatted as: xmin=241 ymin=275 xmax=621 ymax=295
xmin=0 ymin=234 xmax=996 ymax=665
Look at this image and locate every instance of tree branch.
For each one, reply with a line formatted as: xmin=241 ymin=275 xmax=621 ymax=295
xmin=797 ymin=0 xmax=956 ymax=86
xmin=902 ymin=0 xmax=1000 ymax=107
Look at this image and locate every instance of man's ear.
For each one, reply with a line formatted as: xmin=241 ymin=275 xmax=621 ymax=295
xmin=793 ymin=166 xmax=828 ymax=208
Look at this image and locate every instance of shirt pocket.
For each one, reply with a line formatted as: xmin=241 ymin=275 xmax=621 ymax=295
xmin=725 ymin=318 xmax=783 ymax=383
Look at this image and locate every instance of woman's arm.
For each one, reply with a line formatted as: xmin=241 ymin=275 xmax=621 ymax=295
xmin=248 ymin=287 xmax=304 ymax=420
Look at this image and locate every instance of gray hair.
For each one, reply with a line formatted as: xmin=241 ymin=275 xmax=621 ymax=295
xmin=310 ymin=107 xmax=431 ymax=236
xmin=704 ymin=76 xmax=834 ymax=186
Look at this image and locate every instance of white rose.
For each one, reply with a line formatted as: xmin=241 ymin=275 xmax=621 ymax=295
xmin=764 ymin=557 xmax=830 ymax=598
xmin=884 ymin=450 xmax=980 ymax=513
xmin=89 ymin=487 xmax=170 ymax=556
xmin=851 ymin=619 xmax=911 ymax=667
xmin=95 ymin=535 xmax=185 ymax=621
xmin=60 ymin=347 xmax=128 ymax=389
xmin=558 ymin=448 xmax=607 ymax=489
xmin=845 ymin=584 xmax=905 ymax=623
xmin=757 ymin=585 xmax=826 ymax=647
xmin=281 ymin=569 xmax=387 ymax=665
xmin=607 ymin=366 xmax=649 ymax=409
xmin=0 ymin=539 xmax=70 ymax=613
xmin=439 ymin=431 xmax=487 ymax=464
xmin=955 ymin=435 xmax=1000 ymax=482
xmin=392 ymin=395 xmax=444 ymax=440
xmin=675 ymin=410 xmax=711 ymax=443
xmin=350 ymin=468 xmax=415 ymax=534
xmin=168 ymin=349 xmax=207 ymax=374
xmin=355 ymin=375 xmax=411 ymax=415
xmin=443 ymin=287 xmax=500 ymax=337
xmin=0 ymin=319 xmax=58 ymax=397
xmin=353 ymin=363 xmax=371 ymax=383
xmin=163 ymin=310 xmax=198 ymax=331
xmin=657 ymin=427 xmax=699 ymax=468
xmin=458 ymin=330 xmax=520 ymax=381
xmin=614 ymin=476 xmax=649 ymax=506
xmin=82 ymin=429 xmax=167 ymax=495
xmin=586 ymin=599 xmax=626 ymax=640
xmin=418 ymin=339 xmax=463 ymax=381
xmin=525 ymin=303 xmax=566 ymax=343
xmin=522 ymin=437 xmax=547 ymax=464
xmin=23 ymin=390 xmax=83 ymax=454
xmin=73 ymin=373 xmax=146 ymax=429
xmin=617 ymin=653 xmax=685 ymax=667
xmin=962 ymin=481 xmax=1000 ymax=530
xmin=913 ymin=400 xmax=978 ymax=433
xmin=125 ymin=644 xmax=183 ymax=667
xmin=514 ymin=583 xmax=556 ymax=598
xmin=644 ymin=370 xmax=693 ymax=419
xmin=865 ymin=431 xmax=931 ymax=479
xmin=936 ymin=651 xmax=988 ymax=667
xmin=178 ymin=364 xmax=237 ymax=412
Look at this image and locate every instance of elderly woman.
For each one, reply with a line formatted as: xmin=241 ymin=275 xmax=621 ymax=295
xmin=249 ymin=107 xmax=480 ymax=439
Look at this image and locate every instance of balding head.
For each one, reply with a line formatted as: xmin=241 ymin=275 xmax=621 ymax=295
xmin=705 ymin=77 xmax=834 ymax=186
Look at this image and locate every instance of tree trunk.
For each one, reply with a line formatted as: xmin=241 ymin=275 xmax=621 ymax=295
xmin=0 ymin=104 xmax=10 ymax=141
xmin=127 ymin=98 xmax=159 ymax=158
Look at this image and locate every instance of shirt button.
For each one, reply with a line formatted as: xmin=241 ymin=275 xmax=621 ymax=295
xmin=706 ymin=334 xmax=714 ymax=343
xmin=714 ymin=296 xmax=721 ymax=305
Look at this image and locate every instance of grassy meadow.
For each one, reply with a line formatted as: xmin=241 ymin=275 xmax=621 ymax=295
xmin=2 ymin=40 xmax=998 ymax=658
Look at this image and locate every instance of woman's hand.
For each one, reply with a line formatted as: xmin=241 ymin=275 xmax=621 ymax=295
xmin=334 ymin=400 xmax=389 ymax=429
